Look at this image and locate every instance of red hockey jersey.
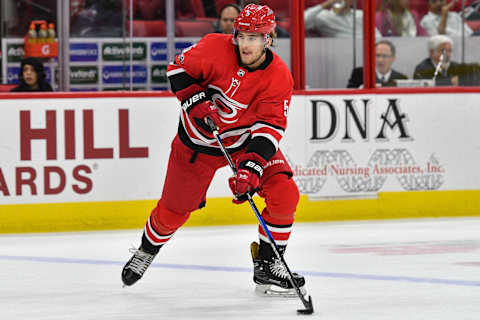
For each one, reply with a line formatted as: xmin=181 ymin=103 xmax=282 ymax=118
xmin=166 ymin=33 xmax=293 ymax=157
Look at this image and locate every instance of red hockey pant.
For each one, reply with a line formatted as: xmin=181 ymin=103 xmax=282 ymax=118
xmin=148 ymin=136 xmax=299 ymax=239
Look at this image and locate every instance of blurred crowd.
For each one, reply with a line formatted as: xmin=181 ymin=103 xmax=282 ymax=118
xmin=1 ymin=0 xmax=479 ymax=89
xmin=2 ymin=1 xmax=478 ymax=38
xmin=305 ymin=0 xmax=480 ymax=37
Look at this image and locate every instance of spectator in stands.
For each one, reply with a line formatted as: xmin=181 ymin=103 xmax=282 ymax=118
xmin=413 ymin=35 xmax=461 ymax=85
xmin=421 ymin=0 xmax=473 ymax=36
xmin=305 ymin=0 xmax=381 ymax=37
xmin=376 ymin=0 xmax=427 ymax=36
xmin=214 ymin=3 xmax=241 ymax=34
xmin=10 ymin=57 xmax=53 ymax=92
xmin=347 ymin=40 xmax=407 ymax=88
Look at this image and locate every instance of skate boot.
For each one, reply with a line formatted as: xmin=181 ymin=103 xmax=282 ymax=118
xmin=121 ymin=247 xmax=156 ymax=286
xmin=250 ymin=241 xmax=306 ymax=297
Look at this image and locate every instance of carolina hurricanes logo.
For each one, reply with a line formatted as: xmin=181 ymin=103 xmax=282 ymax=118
xmin=225 ymin=77 xmax=241 ymax=96
xmin=207 ymin=85 xmax=248 ymax=124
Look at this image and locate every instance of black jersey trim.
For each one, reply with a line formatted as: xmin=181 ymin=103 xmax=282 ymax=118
xmin=168 ymin=70 xmax=201 ymax=93
xmin=252 ymin=120 xmax=285 ymax=133
xmin=246 ymin=136 xmax=277 ymax=162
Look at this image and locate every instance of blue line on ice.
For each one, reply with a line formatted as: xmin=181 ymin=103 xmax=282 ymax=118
xmin=1 ymin=254 xmax=479 ymax=287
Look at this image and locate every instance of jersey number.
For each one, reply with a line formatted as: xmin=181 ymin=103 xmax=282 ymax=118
xmin=283 ymin=100 xmax=290 ymax=117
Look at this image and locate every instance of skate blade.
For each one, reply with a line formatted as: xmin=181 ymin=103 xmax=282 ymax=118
xmin=255 ymin=284 xmax=307 ymax=298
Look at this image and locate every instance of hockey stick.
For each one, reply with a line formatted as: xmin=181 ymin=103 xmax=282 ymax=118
xmin=206 ymin=118 xmax=314 ymax=315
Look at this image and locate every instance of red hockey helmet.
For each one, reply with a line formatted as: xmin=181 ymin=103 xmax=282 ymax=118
xmin=234 ymin=4 xmax=276 ymax=34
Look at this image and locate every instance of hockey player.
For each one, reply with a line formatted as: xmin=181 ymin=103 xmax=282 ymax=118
xmin=121 ymin=3 xmax=306 ymax=296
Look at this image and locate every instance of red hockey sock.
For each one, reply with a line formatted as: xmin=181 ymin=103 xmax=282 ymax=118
xmin=143 ymin=200 xmax=191 ymax=249
xmin=257 ymin=174 xmax=299 ymax=246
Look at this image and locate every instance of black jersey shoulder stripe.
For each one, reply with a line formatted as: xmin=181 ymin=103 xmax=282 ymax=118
xmin=168 ymin=69 xmax=201 ymax=93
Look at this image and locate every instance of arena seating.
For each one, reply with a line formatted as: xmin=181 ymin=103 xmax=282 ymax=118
xmin=132 ymin=20 xmax=167 ymax=37
xmin=133 ymin=0 xmax=480 ymax=38
xmin=176 ymin=0 xmax=204 ymax=19
xmin=190 ymin=0 xmax=206 ymax=17
xmin=175 ymin=20 xmax=215 ymax=37
xmin=262 ymin=0 xmax=291 ymax=19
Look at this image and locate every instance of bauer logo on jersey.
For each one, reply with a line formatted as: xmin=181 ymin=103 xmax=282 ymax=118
xmin=182 ymin=92 xmax=206 ymax=110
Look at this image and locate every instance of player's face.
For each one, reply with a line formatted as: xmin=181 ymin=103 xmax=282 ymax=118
xmin=375 ymin=43 xmax=395 ymax=75
xmin=22 ymin=64 xmax=39 ymax=88
xmin=236 ymin=31 xmax=271 ymax=69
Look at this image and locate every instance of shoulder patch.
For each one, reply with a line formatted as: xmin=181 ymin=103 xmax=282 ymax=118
xmin=178 ymin=43 xmax=197 ymax=65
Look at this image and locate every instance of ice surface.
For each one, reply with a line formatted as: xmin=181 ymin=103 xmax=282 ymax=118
xmin=1 ymin=218 xmax=479 ymax=319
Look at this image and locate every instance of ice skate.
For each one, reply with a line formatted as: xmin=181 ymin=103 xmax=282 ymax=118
xmin=121 ymin=247 xmax=156 ymax=286
xmin=250 ymin=241 xmax=306 ymax=297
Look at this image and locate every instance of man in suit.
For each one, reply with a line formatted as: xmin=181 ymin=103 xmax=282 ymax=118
xmin=413 ymin=34 xmax=480 ymax=86
xmin=414 ymin=35 xmax=460 ymax=86
xmin=347 ymin=40 xmax=407 ymax=88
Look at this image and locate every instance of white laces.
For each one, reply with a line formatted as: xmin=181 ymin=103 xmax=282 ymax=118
xmin=269 ymin=258 xmax=288 ymax=279
xmin=126 ymin=248 xmax=154 ymax=275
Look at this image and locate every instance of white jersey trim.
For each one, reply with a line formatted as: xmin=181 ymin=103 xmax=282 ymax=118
xmin=264 ymin=225 xmax=292 ymax=233
xmin=167 ymin=67 xmax=186 ymax=77
xmin=208 ymin=84 xmax=249 ymax=109
xmin=180 ymin=111 xmax=253 ymax=149
xmin=251 ymin=122 xmax=284 ymax=136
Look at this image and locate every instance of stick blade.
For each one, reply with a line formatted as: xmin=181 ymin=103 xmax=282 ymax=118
xmin=296 ymin=295 xmax=314 ymax=315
